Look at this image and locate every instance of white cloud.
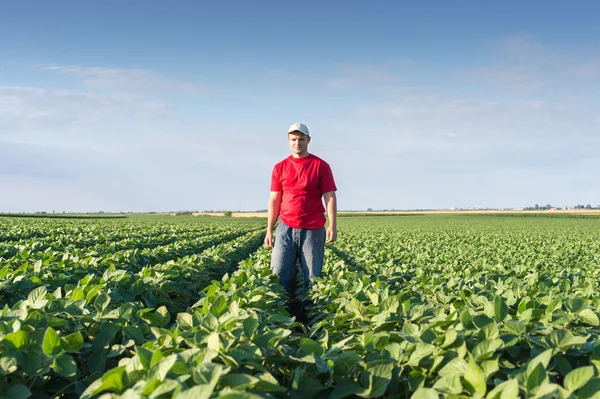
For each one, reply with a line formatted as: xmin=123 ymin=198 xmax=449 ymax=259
xmin=0 ymin=86 xmax=173 ymax=135
xmin=43 ymin=65 xmax=210 ymax=93
xmin=465 ymin=35 xmax=600 ymax=94
xmin=0 ymin=78 xmax=282 ymax=212
xmin=358 ymin=97 xmax=570 ymax=141
xmin=322 ymin=37 xmax=600 ymax=98
xmin=347 ymin=88 xmax=600 ymax=183
xmin=2 ymin=37 xmax=599 ymax=212
xmin=1 ymin=85 xmax=171 ymax=122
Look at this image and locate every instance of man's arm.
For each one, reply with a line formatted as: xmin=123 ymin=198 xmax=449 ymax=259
xmin=323 ymin=191 xmax=337 ymax=243
xmin=265 ymin=191 xmax=282 ymax=248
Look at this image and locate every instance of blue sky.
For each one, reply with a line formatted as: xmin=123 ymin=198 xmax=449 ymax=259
xmin=1 ymin=1 xmax=599 ymax=212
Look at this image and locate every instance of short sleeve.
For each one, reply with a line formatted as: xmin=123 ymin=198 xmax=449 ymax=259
xmin=319 ymin=162 xmax=337 ymax=193
xmin=270 ymin=165 xmax=282 ymax=192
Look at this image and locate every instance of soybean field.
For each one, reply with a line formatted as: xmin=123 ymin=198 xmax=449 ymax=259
xmin=1 ymin=214 xmax=600 ymax=399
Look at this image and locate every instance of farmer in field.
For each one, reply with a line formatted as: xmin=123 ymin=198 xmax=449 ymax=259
xmin=264 ymin=123 xmax=338 ymax=294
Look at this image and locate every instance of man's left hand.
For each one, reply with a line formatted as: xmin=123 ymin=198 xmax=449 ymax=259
xmin=326 ymin=227 xmax=337 ymax=243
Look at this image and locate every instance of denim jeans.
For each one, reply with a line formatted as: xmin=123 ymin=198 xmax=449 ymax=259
xmin=270 ymin=220 xmax=326 ymax=293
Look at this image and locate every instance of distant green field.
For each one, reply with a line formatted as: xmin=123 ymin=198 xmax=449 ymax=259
xmin=0 ymin=213 xmax=128 ymax=219
xmin=1 ymin=214 xmax=599 ymax=398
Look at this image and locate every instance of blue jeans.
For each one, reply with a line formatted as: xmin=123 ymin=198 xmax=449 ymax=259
xmin=270 ymin=220 xmax=326 ymax=293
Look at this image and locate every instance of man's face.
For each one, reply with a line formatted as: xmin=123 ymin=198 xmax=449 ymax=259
xmin=288 ymin=132 xmax=311 ymax=156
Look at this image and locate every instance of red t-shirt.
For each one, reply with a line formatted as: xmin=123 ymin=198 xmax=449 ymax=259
xmin=271 ymin=154 xmax=337 ymax=229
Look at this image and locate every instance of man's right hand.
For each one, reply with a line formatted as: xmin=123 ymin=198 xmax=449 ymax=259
xmin=264 ymin=231 xmax=274 ymax=248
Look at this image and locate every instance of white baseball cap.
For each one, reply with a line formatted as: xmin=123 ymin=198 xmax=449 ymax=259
xmin=288 ymin=122 xmax=310 ymax=136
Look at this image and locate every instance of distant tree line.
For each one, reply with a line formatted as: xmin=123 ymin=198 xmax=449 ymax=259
xmin=525 ymin=204 xmax=599 ymax=210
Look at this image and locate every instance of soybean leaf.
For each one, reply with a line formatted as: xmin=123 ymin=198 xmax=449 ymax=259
xmin=545 ymin=330 xmax=588 ymax=350
xmin=202 ymin=313 xmax=219 ymax=331
xmin=81 ymin=366 xmax=126 ymax=399
xmin=53 ymin=354 xmax=77 ymax=379
xmin=504 ymin=320 xmax=526 ymax=336
xmin=124 ymin=326 xmax=144 ymax=345
xmin=407 ymin=343 xmax=436 ymax=367
xmin=150 ymin=354 xmax=177 ymax=382
xmin=472 ymin=339 xmax=504 ymax=361
xmin=579 ymin=309 xmax=600 ymax=327
xmin=526 ymin=363 xmax=548 ymax=394
xmin=136 ymin=346 xmax=154 ymax=370
xmin=461 ymin=311 xmax=473 ymax=329
xmin=42 ymin=327 xmax=62 ymax=357
xmin=21 ymin=351 xmax=42 ymax=377
xmin=441 ymin=329 xmax=457 ymax=348
xmin=330 ymin=380 xmax=368 ymax=399
xmin=433 ymin=374 xmax=462 ymax=395
xmin=192 ymin=362 xmax=222 ymax=386
xmin=535 ymin=383 xmax=569 ymax=398
xmin=578 ymin=378 xmax=600 ymax=399
xmin=177 ymin=313 xmax=194 ymax=330
xmin=411 ymin=387 xmax=439 ymax=399
xmin=94 ymin=292 xmax=111 ymax=313
xmin=60 ymin=332 xmax=83 ymax=352
xmin=155 ymin=306 xmax=170 ymax=327
xmin=3 ymin=331 xmax=29 ymax=350
xmin=149 ymin=379 xmax=180 ymax=398
xmin=207 ymin=333 xmax=220 ymax=351
xmin=27 ymin=286 xmax=47 ymax=305
xmin=463 ymin=356 xmax=487 ymax=397
xmin=480 ymin=321 xmax=500 ymax=340
xmin=367 ymin=362 xmax=394 ymax=397
xmin=216 ymin=391 xmax=266 ymax=399
xmin=243 ymin=315 xmax=259 ymax=338
xmin=149 ymin=349 xmax=164 ymax=368
xmin=220 ymin=373 xmax=259 ymax=390
xmin=300 ymin=338 xmax=324 ymax=357
xmin=554 ymin=354 xmax=573 ymax=376
xmin=254 ymin=375 xmax=287 ymax=393
xmin=494 ymin=296 xmax=509 ymax=321
xmin=0 ymin=354 xmax=19 ymax=374
xmin=4 ymin=384 xmax=31 ymax=399
xmin=526 ymin=349 xmax=553 ymax=376
xmin=438 ymin=358 xmax=468 ymax=377
xmin=564 ymin=366 xmax=594 ymax=392
xmin=486 ymin=378 xmax=518 ymax=399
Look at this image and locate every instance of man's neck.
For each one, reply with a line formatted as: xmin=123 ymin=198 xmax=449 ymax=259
xmin=291 ymin=152 xmax=310 ymax=159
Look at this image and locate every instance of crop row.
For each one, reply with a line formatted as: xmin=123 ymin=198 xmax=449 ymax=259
xmin=0 ymin=229 xmax=265 ymax=397
xmin=0 ymin=225 xmax=263 ymax=307
xmin=82 ymin=245 xmax=380 ymax=399
xmin=0 ymin=219 xmax=178 ymax=244
xmin=0 ymin=219 xmax=256 ymax=260
xmin=79 ymin=246 xmax=296 ymax=398
xmin=0 ymin=226 xmax=230 ymax=261
xmin=2 ymin=215 xmax=600 ymax=398
xmin=299 ymin=219 xmax=600 ymax=398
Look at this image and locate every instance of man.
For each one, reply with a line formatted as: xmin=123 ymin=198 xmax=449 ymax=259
xmin=265 ymin=122 xmax=337 ymax=294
